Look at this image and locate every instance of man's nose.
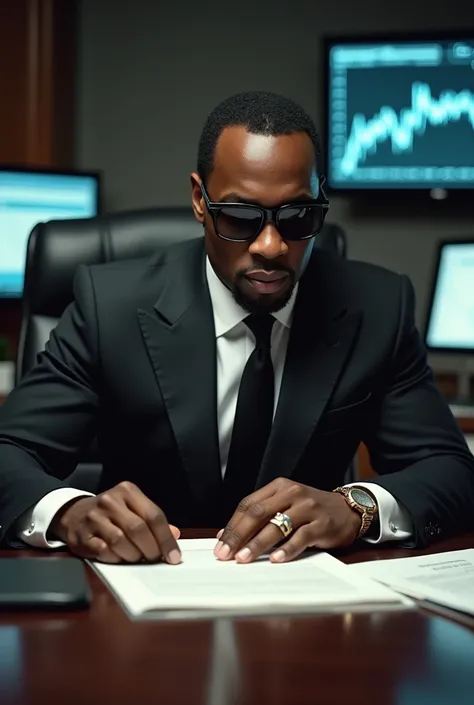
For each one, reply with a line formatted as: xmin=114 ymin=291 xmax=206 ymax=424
xmin=248 ymin=222 xmax=289 ymax=259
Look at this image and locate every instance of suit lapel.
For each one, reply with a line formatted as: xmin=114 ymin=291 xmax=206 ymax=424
xmin=257 ymin=255 xmax=362 ymax=488
xmin=137 ymin=240 xmax=222 ymax=521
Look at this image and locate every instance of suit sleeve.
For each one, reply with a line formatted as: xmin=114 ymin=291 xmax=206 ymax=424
xmin=362 ymin=275 xmax=474 ymax=547
xmin=0 ymin=266 xmax=100 ymax=544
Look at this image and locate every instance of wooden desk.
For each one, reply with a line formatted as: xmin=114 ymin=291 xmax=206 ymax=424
xmin=1 ymin=532 xmax=473 ymax=705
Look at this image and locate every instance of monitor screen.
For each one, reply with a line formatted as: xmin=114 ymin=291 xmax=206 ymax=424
xmin=0 ymin=168 xmax=100 ymax=298
xmin=325 ymin=35 xmax=474 ymax=191
xmin=425 ymin=241 xmax=474 ymax=352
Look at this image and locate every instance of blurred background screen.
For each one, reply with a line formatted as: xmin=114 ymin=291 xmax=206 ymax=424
xmin=0 ymin=168 xmax=100 ymax=298
xmin=425 ymin=241 xmax=474 ymax=353
xmin=325 ymin=36 xmax=474 ymax=191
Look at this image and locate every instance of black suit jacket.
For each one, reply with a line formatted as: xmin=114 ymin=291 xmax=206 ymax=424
xmin=0 ymin=238 xmax=473 ymax=545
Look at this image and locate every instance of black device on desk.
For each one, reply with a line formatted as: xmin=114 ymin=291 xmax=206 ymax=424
xmin=0 ymin=557 xmax=91 ymax=609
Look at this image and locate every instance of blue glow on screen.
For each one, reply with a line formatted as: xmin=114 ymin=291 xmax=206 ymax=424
xmin=425 ymin=242 xmax=474 ymax=351
xmin=0 ymin=171 xmax=99 ymax=297
xmin=327 ymin=39 xmax=474 ymax=189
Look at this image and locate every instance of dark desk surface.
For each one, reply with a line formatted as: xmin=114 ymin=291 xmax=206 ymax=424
xmin=1 ymin=532 xmax=473 ymax=705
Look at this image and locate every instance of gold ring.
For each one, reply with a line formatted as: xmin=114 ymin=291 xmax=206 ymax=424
xmin=269 ymin=511 xmax=293 ymax=538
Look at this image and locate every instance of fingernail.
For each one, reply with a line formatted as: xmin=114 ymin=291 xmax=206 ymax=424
xmin=217 ymin=544 xmax=231 ymax=560
xmin=271 ymin=549 xmax=285 ymax=562
xmin=214 ymin=540 xmax=223 ymax=556
xmin=216 ymin=529 xmax=224 ymax=539
xmin=167 ymin=549 xmax=182 ymax=565
xmin=236 ymin=547 xmax=251 ymax=562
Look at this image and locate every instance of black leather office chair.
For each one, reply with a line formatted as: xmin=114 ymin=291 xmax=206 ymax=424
xmin=16 ymin=208 xmax=348 ymax=490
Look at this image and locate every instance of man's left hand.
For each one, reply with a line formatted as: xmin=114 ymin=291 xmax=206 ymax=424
xmin=214 ymin=478 xmax=363 ymax=563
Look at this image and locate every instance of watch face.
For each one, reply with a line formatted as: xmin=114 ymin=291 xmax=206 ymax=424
xmin=350 ymin=488 xmax=376 ymax=510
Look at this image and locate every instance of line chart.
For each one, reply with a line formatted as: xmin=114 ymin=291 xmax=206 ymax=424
xmin=339 ymin=82 xmax=474 ymax=177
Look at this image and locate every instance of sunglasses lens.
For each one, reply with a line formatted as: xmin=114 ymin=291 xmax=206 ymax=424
xmin=215 ymin=207 xmax=262 ymax=241
xmin=277 ymin=206 xmax=324 ymax=241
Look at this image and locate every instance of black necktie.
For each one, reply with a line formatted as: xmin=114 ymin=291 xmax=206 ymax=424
xmin=222 ymin=314 xmax=275 ymax=519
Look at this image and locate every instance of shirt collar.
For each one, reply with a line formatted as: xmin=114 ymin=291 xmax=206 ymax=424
xmin=205 ymin=257 xmax=298 ymax=338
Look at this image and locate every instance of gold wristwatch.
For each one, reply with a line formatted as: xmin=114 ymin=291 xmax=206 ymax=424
xmin=333 ymin=486 xmax=378 ymax=538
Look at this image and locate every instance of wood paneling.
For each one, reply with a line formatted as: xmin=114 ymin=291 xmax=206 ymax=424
xmin=0 ymin=301 xmax=21 ymax=359
xmin=0 ymin=2 xmax=30 ymax=163
xmin=0 ymin=0 xmax=77 ymax=359
xmin=0 ymin=0 xmax=77 ymax=167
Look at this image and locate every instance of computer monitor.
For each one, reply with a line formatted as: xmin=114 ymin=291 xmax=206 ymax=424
xmin=324 ymin=32 xmax=474 ymax=193
xmin=0 ymin=166 xmax=100 ymax=298
xmin=425 ymin=240 xmax=474 ymax=354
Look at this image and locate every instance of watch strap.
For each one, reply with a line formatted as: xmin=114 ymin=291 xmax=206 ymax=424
xmin=333 ymin=486 xmax=378 ymax=539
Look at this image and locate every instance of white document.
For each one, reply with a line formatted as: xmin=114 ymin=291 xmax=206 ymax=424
xmin=90 ymin=538 xmax=412 ymax=620
xmin=350 ymin=549 xmax=474 ymax=617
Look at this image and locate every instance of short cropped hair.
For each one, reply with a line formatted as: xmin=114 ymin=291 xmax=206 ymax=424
xmin=197 ymin=91 xmax=321 ymax=183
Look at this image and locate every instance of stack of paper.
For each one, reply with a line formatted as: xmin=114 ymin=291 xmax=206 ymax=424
xmin=350 ymin=549 xmax=474 ymax=618
xmin=91 ymin=538 xmax=412 ymax=620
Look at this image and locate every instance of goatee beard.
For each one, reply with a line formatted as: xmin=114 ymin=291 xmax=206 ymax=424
xmin=231 ymin=273 xmax=296 ymax=314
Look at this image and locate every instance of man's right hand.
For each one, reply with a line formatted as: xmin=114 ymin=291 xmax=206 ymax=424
xmin=49 ymin=481 xmax=181 ymax=564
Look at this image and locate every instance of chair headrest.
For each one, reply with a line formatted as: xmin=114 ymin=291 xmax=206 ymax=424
xmin=24 ymin=208 xmax=203 ymax=316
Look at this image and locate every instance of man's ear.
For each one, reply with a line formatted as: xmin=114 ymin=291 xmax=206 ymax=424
xmin=190 ymin=172 xmax=205 ymax=224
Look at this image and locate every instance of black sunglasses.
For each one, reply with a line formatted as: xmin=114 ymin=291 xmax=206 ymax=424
xmin=200 ymin=178 xmax=329 ymax=243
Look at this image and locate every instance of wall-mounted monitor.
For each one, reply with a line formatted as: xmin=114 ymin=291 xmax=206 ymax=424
xmin=323 ymin=32 xmax=474 ymax=195
xmin=0 ymin=166 xmax=101 ymax=298
xmin=425 ymin=240 xmax=474 ymax=354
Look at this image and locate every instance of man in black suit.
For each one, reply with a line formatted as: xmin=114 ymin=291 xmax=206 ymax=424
xmin=0 ymin=92 xmax=473 ymax=566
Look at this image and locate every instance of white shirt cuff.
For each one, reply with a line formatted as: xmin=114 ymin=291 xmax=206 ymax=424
xmin=16 ymin=488 xmax=95 ymax=548
xmin=344 ymin=482 xmax=413 ymax=544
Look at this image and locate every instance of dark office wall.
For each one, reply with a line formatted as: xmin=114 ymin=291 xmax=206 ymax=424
xmin=76 ymin=0 xmax=474 ymax=344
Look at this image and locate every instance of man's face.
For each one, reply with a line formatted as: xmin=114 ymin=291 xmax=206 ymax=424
xmin=191 ymin=126 xmax=318 ymax=313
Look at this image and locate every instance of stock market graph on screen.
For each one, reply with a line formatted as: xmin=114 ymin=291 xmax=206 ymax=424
xmin=327 ymin=39 xmax=474 ymax=189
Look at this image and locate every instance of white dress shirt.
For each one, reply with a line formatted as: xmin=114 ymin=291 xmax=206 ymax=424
xmin=17 ymin=258 xmax=413 ymax=548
